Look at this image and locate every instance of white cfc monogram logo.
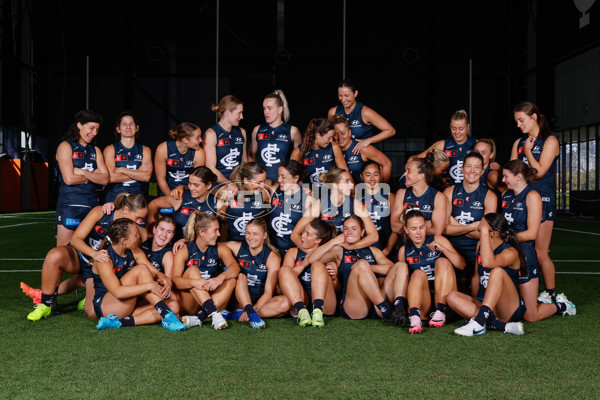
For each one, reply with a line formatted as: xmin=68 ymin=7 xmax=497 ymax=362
xmin=272 ymin=213 xmax=293 ymax=237
xmin=222 ymin=148 xmax=241 ymax=169
xmin=261 ymin=144 xmax=281 ymax=167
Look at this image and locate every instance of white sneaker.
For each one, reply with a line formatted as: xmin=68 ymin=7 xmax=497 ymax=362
xmin=556 ymin=293 xmax=576 ymax=316
xmin=537 ymin=291 xmax=552 ymax=304
xmin=454 ymin=319 xmax=486 ymax=336
xmin=504 ymin=322 xmax=524 ymax=335
xmin=181 ymin=315 xmax=202 ymax=329
xmin=210 ymin=311 xmax=228 ymax=330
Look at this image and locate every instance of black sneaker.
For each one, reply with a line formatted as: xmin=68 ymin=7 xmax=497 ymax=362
xmin=385 ymin=307 xmax=408 ymax=327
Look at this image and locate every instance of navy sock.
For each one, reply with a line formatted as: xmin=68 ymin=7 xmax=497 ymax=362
xmin=41 ymin=293 xmax=54 ymax=307
xmin=202 ymin=299 xmax=218 ymax=316
xmin=196 ymin=308 xmax=208 ymax=322
xmin=119 ymin=316 xmax=135 ymax=327
xmin=475 ymin=305 xmax=492 ymax=327
xmin=393 ymin=296 xmax=407 ymax=310
xmin=293 ymin=301 xmax=307 ymax=313
xmin=313 ymin=299 xmax=324 ymax=312
xmin=409 ymin=307 xmax=420 ymax=318
xmin=377 ymin=300 xmax=392 ymax=318
xmin=435 ymin=303 xmax=446 ymax=314
xmin=488 ymin=313 xmax=506 ymax=332
xmin=244 ymin=304 xmax=255 ymax=316
xmin=555 ymin=302 xmax=567 ymax=315
xmin=154 ymin=301 xmax=170 ymax=318
xmin=547 ymin=288 xmax=556 ymax=302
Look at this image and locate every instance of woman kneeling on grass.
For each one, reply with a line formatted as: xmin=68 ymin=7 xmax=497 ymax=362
xmin=400 ymin=207 xmax=465 ymax=334
xmin=94 ymin=218 xmax=185 ymax=331
xmin=306 ymin=215 xmax=398 ymax=322
xmin=172 ymin=212 xmax=240 ymax=330
xmin=448 ymin=213 xmax=527 ymax=336
xmin=222 ymin=218 xmax=288 ymax=329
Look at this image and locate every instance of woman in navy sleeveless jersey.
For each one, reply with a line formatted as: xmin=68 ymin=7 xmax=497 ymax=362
xmin=290 ymin=118 xmax=349 ymax=186
xmin=103 ymin=111 xmax=152 ymax=203
xmin=501 ymin=160 xmax=575 ymax=322
xmin=399 ymin=208 xmax=465 ymax=334
xmin=222 ymin=218 xmax=288 ymax=329
xmin=23 ymin=193 xmax=149 ymax=321
xmin=474 ymin=138 xmax=505 ymax=194
xmin=93 ymin=218 xmax=184 ymax=331
xmin=204 ymin=95 xmax=247 ymax=184
xmin=326 ymin=78 xmax=395 ymax=152
xmin=391 ymin=157 xmax=447 ymax=236
xmin=147 ymin=166 xmax=226 ymax=240
xmin=413 ymin=110 xmax=477 ymax=185
xmin=278 ymin=219 xmax=337 ymax=326
xmin=172 ymin=212 xmax=240 ymax=330
xmin=398 ymin=149 xmax=450 ymax=192
xmin=292 ymin=168 xmax=378 ymax=244
xmin=355 ymin=161 xmax=398 ymax=257
xmin=332 ymin=114 xmax=392 ymax=184
xmin=223 ymin=162 xmax=270 ymax=242
xmin=268 ymin=160 xmax=316 ymax=257
xmin=55 ymin=109 xmax=109 ymax=246
xmin=448 ymin=213 xmax=526 ymax=336
xmin=155 ymin=122 xmax=205 ymax=196
xmin=249 ymin=90 xmax=303 ymax=186
xmin=510 ymin=101 xmax=562 ymax=304
xmin=443 ymin=151 xmax=497 ymax=292
xmin=307 ymin=215 xmax=397 ymax=322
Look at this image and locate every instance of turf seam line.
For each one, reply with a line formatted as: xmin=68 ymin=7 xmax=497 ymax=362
xmin=554 ymin=228 xmax=600 ymax=236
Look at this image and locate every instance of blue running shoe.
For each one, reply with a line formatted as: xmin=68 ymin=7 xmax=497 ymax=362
xmin=248 ymin=312 xmax=266 ymax=329
xmin=161 ymin=311 xmax=186 ymax=331
xmin=96 ymin=313 xmax=122 ymax=330
xmin=221 ymin=308 xmax=243 ymax=320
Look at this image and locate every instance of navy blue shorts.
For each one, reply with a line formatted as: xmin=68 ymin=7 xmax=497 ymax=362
xmin=93 ymin=294 xmax=105 ymax=318
xmin=541 ymin=199 xmax=556 ymax=223
xmin=56 ymin=198 xmax=95 ymax=230
xmin=509 ymin=296 xmax=527 ymax=322
xmin=518 ymin=264 xmax=540 ymax=284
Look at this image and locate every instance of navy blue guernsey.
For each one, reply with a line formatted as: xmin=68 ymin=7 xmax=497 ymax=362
xmin=339 ymin=247 xmax=377 ymax=300
xmin=342 ymin=140 xmax=364 ymax=183
xmin=93 ymin=245 xmax=136 ymax=301
xmin=256 ymin=122 xmax=293 ymax=181
xmin=58 ymin=139 xmax=99 ymax=205
xmin=320 ymin=194 xmax=354 ymax=233
xmin=269 ymin=187 xmax=304 ymax=252
xmin=165 ymin=139 xmax=196 ymax=190
xmin=78 ymin=213 xmax=114 ymax=265
xmin=173 ymin=190 xmax=219 ymax=233
xmin=480 ymin=165 xmax=491 ymax=187
xmin=212 ymin=124 xmax=244 ymax=180
xmin=444 ymin=136 xmax=477 ymax=184
xmin=404 ymin=235 xmax=441 ymax=281
xmin=356 ymin=187 xmax=392 ymax=250
xmin=301 ymin=144 xmax=336 ymax=186
xmin=476 ymin=241 xmax=519 ymax=299
xmin=140 ymin=238 xmax=172 ymax=274
xmin=184 ymin=241 xmax=222 ymax=279
xmin=335 ymin=102 xmax=373 ymax=140
xmin=516 ymin=135 xmax=558 ymax=209
xmin=236 ymin=241 xmax=272 ymax=300
xmin=402 ymin=186 xmax=438 ymax=221
xmin=226 ymin=192 xmax=268 ymax=241
xmin=448 ymin=183 xmax=488 ymax=265
xmin=501 ymin=187 xmax=538 ymax=266
xmin=105 ymin=141 xmax=144 ymax=202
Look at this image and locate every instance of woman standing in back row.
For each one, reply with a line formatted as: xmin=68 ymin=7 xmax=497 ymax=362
xmin=327 ymin=79 xmax=396 ymax=152
xmin=249 ymin=90 xmax=303 ymax=187
xmin=510 ymin=101 xmax=562 ymax=304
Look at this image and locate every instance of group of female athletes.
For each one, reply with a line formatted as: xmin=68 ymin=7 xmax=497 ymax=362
xmin=20 ymin=79 xmax=576 ymax=336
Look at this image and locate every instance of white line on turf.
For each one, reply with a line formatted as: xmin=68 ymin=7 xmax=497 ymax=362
xmin=0 ymin=222 xmax=41 ymax=229
xmin=554 ymin=260 xmax=600 ymax=262
xmin=556 ymin=272 xmax=600 ymax=275
xmin=555 ymin=228 xmax=600 ymax=236
xmin=0 ymin=258 xmax=45 ymax=261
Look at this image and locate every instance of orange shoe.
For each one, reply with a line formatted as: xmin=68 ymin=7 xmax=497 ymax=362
xmin=20 ymin=282 xmax=41 ymax=306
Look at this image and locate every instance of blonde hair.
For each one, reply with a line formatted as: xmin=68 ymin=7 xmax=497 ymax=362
xmin=425 ymin=147 xmax=449 ymax=169
xmin=246 ymin=218 xmax=279 ymax=256
xmin=211 ymin=95 xmax=243 ymax=120
xmin=264 ymin=90 xmax=290 ymax=123
xmin=114 ymin=192 xmax=147 ymax=212
xmin=230 ymin=162 xmax=265 ymax=189
xmin=168 ymin=122 xmax=200 ymax=141
xmin=184 ymin=211 xmax=219 ymax=242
